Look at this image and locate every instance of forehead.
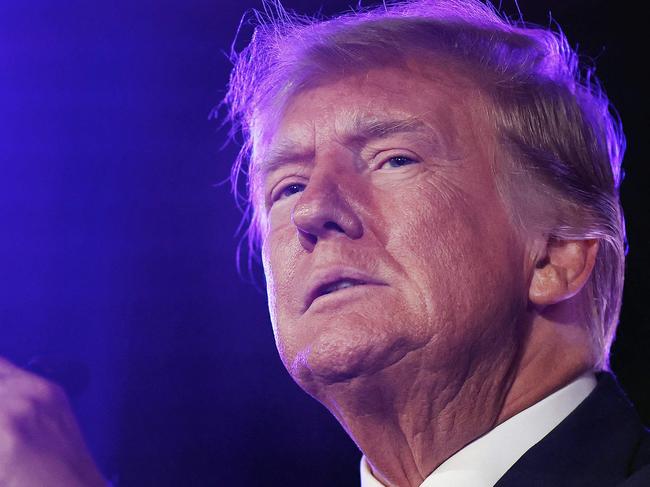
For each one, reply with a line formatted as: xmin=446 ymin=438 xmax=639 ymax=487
xmin=251 ymin=63 xmax=488 ymax=188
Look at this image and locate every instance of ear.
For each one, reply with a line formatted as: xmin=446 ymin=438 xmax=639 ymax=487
xmin=529 ymin=238 xmax=599 ymax=307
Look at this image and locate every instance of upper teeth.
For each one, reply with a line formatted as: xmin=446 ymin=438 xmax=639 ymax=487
xmin=321 ymin=279 xmax=363 ymax=295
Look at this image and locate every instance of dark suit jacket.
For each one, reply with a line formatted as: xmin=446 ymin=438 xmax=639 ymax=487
xmin=495 ymin=373 xmax=650 ymax=486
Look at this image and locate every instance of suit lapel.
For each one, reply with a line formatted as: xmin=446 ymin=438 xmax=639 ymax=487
xmin=495 ymin=373 xmax=649 ymax=487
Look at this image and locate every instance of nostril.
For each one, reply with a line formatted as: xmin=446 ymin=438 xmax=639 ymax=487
xmin=323 ymin=221 xmax=345 ymax=232
xmin=298 ymin=228 xmax=318 ymax=247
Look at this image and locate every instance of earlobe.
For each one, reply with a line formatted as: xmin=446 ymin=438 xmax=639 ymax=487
xmin=528 ymin=238 xmax=599 ymax=307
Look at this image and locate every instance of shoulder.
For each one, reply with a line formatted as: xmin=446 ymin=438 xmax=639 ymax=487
xmin=497 ymin=372 xmax=649 ymax=487
xmin=619 ymin=425 xmax=650 ymax=486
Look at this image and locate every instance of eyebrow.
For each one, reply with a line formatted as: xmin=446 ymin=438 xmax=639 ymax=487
xmin=254 ymin=115 xmax=433 ymax=184
xmin=257 ymin=142 xmax=316 ymax=183
xmin=349 ymin=115 xmax=430 ymax=142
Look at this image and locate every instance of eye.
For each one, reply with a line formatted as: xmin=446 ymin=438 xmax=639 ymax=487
xmin=380 ymin=155 xmax=419 ymax=169
xmin=272 ymin=182 xmax=305 ymax=202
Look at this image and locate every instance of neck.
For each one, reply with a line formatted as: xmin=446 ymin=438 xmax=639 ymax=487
xmin=318 ymin=312 xmax=594 ymax=487
xmin=319 ymin=339 xmax=520 ymax=486
xmin=498 ymin=309 xmax=596 ymax=424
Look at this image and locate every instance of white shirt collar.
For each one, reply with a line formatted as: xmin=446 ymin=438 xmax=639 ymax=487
xmin=360 ymin=372 xmax=597 ymax=487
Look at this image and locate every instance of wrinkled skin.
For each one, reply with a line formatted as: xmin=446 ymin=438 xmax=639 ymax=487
xmin=260 ymin=66 xmax=528 ymax=383
xmin=258 ymin=65 xmax=533 ymax=485
xmin=0 ymin=357 xmax=106 ymax=487
xmin=258 ymin=63 xmax=596 ymax=486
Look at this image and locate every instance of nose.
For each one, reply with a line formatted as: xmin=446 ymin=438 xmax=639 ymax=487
xmin=291 ymin=173 xmax=363 ymax=251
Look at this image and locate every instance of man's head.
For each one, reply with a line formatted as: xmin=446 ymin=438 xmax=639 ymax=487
xmin=225 ymin=0 xmax=625 ymax=394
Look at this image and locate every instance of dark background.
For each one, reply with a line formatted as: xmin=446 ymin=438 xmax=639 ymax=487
xmin=0 ymin=1 xmax=647 ymax=485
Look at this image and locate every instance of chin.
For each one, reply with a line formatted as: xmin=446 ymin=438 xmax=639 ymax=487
xmin=285 ymin=319 xmax=419 ymax=391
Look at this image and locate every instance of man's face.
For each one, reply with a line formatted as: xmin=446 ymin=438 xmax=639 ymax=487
xmin=258 ymin=64 xmax=531 ymax=396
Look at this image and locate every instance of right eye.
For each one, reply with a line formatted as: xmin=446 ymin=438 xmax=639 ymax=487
xmin=272 ymin=182 xmax=306 ymax=203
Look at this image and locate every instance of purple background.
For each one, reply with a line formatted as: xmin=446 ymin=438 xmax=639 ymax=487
xmin=1 ymin=1 xmax=647 ymax=485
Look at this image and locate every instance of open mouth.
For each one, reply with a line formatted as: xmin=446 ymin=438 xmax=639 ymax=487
xmin=315 ymin=278 xmax=368 ymax=297
xmin=305 ymin=278 xmax=375 ymax=311
xmin=303 ymin=268 xmax=388 ymax=312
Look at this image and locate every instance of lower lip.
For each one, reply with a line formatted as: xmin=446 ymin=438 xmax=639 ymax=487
xmin=307 ymin=284 xmax=385 ymax=313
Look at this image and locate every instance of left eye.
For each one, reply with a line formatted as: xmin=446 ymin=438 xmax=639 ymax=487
xmin=381 ymin=156 xmax=418 ymax=169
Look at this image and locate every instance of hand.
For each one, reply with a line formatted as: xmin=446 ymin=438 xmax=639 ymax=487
xmin=0 ymin=357 xmax=106 ymax=486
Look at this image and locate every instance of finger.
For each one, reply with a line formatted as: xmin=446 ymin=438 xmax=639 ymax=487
xmin=0 ymin=358 xmax=64 ymax=401
xmin=0 ymin=356 xmax=25 ymax=381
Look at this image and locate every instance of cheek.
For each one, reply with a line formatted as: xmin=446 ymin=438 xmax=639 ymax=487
xmin=261 ymin=220 xmax=302 ymax=320
xmin=262 ymin=225 xmax=316 ymax=372
xmin=381 ymin=175 xmax=481 ymax=265
xmin=381 ymin=174 xmax=524 ymax=327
